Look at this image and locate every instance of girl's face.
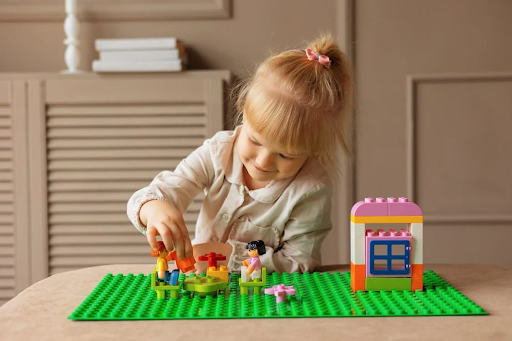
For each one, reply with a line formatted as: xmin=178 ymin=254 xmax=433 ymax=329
xmin=238 ymin=122 xmax=308 ymax=184
xmin=247 ymin=249 xmax=259 ymax=258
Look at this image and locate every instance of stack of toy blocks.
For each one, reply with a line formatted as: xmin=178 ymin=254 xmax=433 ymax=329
xmin=199 ymin=252 xmax=229 ymax=282
xmin=350 ymin=197 xmax=423 ymax=292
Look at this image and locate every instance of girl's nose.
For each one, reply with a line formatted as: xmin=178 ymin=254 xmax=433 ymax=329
xmin=256 ymin=153 xmax=273 ymax=170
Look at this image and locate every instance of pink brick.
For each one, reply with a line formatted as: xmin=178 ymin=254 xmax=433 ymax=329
xmin=351 ymin=197 xmax=388 ymax=217
xmin=365 ymin=229 xmax=412 ymax=278
xmin=387 ymin=197 xmax=423 ymax=216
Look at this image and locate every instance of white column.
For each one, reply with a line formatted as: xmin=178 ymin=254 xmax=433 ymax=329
xmin=350 ymin=221 xmax=366 ymax=265
xmin=62 ymin=0 xmax=81 ymax=73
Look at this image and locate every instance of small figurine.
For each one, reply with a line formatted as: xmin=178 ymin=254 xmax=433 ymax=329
xmin=151 ymin=241 xmax=179 ymax=285
xmin=151 ymin=241 xmax=196 ymax=286
xmin=241 ymin=240 xmax=266 ymax=282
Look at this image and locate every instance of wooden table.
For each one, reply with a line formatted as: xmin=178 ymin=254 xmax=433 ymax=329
xmin=0 ymin=264 xmax=509 ymax=341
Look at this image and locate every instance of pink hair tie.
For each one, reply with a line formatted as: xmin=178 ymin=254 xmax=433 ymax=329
xmin=305 ymin=48 xmax=331 ymax=68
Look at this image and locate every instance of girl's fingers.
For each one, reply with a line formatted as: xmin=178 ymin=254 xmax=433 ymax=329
xmin=176 ymin=216 xmax=193 ymax=258
xmin=146 ymin=215 xmax=191 ymax=261
xmin=145 ymin=226 xmax=160 ymax=250
xmin=167 ymin=222 xmax=185 ymax=260
xmin=155 ymin=222 xmax=174 ymax=254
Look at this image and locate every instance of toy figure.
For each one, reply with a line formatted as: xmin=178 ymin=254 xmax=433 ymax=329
xmin=151 ymin=241 xmax=178 ymax=285
xmin=241 ymin=240 xmax=266 ymax=282
xmin=151 ymin=241 xmax=196 ymax=286
xmin=151 ymin=241 xmax=173 ymax=279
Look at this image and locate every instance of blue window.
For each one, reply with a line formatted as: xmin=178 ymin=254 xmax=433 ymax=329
xmin=369 ymin=240 xmax=410 ymax=275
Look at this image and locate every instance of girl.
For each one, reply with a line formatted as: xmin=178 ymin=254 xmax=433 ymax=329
xmin=127 ymin=34 xmax=353 ymax=273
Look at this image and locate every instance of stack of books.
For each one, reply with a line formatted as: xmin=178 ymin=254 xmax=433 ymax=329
xmin=92 ymin=37 xmax=187 ymax=72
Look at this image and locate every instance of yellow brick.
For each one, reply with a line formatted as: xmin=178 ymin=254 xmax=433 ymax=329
xmin=350 ymin=215 xmax=423 ymax=224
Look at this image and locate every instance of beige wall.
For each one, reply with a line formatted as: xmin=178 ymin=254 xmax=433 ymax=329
xmin=354 ymin=0 xmax=512 ymax=265
xmin=0 ymin=0 xmax=352 ymax=271
xmin=2 ymin=0 xmax=511 ymax=267
xmin=0 ymin=0 xmax=338 ymax=76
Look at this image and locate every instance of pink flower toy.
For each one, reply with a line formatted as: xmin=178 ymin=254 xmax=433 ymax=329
xmin=264 ymin=284 xmax=296 ymax=304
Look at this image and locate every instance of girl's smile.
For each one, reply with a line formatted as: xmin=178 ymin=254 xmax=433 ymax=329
xmin=253 ymin=162 xmax=273 ymax=173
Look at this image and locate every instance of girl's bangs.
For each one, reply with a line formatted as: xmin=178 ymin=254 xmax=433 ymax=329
xmin=243 ymin=84 xmax=327 ymax=157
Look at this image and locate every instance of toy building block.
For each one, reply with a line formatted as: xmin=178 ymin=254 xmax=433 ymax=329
xmin=70 ymin=269 xmax=488 ymax=320
xmin=351 ymin=197 xmax=423 ymax=224
xmin=365 ymin=277 xmax=412 ymax=291
xmin=350 ymin=197 xmax=424 ymax=292
xmin=265 ymin=284 xmax=296 ymax=314
xmin=169 ymin=250 xmax=196 ymax=272
xmin=351 ymin=262 xmax=366 ymax=291
xmin=183 ymin=275 xmax=227 ymax=297
xmin=239 ymin=267 xmax=267 ymax=295
xmin=365 ymin=229 xmax=412 ymax=277
xmin=351 ymin=197 xmax=388 ymax=217
xmin=387 ymin=197 xmax=423 ymax=217
xmin=264 ymin=284 xmax=296 ymax=304
xmin=198 ymin=252 xmax=227 ymax=269
xmin=207 ymin=265 xmax=229 ymax=283
xmin=350 ymin=221 xmax=367 ymax=291
xmin=198 ymin=252 xmax=229 ymax=282
xmin=411 ymin=264 xmax=423 ymax=291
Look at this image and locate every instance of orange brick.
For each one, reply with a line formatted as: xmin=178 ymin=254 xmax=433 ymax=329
xmin=351 ymin=262 xmax=366 ymax=291
xmin=411 ymin=264 xmax=423 ymax=291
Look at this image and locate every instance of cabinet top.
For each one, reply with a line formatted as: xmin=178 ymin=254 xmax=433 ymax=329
xmin=0 ymin=70 xmax=231 ymax=82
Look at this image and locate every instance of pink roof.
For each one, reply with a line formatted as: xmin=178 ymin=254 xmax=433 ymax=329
xmin=351 ymin=197 xmax=422 ymax=217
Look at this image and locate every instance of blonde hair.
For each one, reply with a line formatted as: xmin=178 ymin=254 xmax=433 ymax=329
xmin=234 ymin=34 xmax=353 ymax=175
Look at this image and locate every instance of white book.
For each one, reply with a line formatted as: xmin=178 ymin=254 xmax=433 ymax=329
xmin=100 ymin=49 xmax=177 ymax=61
xmin=99 ymin=50 xmax=187 ymax=64
xmin=92 ymin=60 xmax=183 ymax=72
xmin=95 ymin=38 xmax=183 ymax=51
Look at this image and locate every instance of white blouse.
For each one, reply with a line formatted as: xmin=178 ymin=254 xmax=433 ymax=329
xmin=127 ymin=125 xmax=333 ymax=273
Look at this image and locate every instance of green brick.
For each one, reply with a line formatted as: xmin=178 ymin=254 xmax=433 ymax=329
xmin=68 ymin=270 xmax=487 ymax=320
xmin=366 ymin=277 xmax=412 ymax=291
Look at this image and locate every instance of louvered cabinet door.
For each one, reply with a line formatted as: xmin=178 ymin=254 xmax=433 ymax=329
xmin=42 ymin=73 xmax=227 ymax=275
xmin=0 ymin=80 xmax=34 ymax=304
xmin=0 ymin=81 xmax=15 ymax=305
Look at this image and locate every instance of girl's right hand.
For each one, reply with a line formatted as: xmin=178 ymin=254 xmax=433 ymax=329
xmin=139 ymin=200 xmax=193 ymax=261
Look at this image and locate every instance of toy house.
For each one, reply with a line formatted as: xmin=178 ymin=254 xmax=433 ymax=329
xmin=350 ymin=197 xmax=423 ymax=292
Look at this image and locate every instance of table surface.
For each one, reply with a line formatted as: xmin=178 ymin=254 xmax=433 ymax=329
xmin=0 ymin=264 xmax=510 ymax=341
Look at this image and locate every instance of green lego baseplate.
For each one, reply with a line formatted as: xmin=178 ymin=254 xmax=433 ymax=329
xmin=68 ymin=270 xmax=487 ymax=320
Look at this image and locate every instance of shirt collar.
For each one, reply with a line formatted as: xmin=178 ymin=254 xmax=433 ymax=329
xmin=224 ymin=126 xmax=296 ymax=204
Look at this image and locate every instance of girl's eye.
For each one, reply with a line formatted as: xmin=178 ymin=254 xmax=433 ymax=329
xmin=249 ymin=139 xmax=259 ymax=146
xmin=279 ymin=154 xmax=290 ymax=160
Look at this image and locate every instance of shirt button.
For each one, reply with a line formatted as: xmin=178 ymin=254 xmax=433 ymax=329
xmin=222 ymin=213 xmax=229 ymax=221
xmin=212 ymin=236 xmax=219 ymax=242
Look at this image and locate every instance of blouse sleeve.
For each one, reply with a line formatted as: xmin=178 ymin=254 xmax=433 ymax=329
xmin=126 ymin=138 xmax=217 ymax=235
xmin=259 ymin=184 xmax=333 ymax=273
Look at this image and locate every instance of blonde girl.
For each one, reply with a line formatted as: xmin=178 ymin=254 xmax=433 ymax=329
xmin=127 ymin=34 xmax=353 ymax=273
